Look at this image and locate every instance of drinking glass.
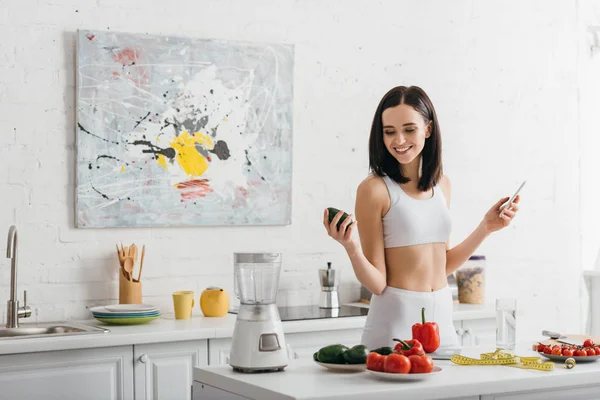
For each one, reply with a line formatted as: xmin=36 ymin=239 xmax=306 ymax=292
xmin=496 ymin=298 xmax=517 ymax=351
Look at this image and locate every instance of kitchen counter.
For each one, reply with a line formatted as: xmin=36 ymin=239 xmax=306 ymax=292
xmin=193 ymin=345 xmax=600 ymax=400
xmin=0 ymin=303 xmax=494 ymax=356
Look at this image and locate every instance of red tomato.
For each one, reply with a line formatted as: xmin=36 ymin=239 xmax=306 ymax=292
xmin=543 ymin=346 xmax=552 ymax=354
xmin=384 ymin=353 xmax=411 ymax=374
xmin=551 ymin=346 xmax=562 ymax=355
xmin=583 ymin=338 xmax=595 ymax=348
xmin=562 ymin=348 xmax=574 ymax=356
xmin=586 ymin=348 xmax=596 ymax=356
xmin=594 ymin=347 xmax=600 ymax=356
xmin=575 ymin=349 xmax=587 ymax=357
xmin=536 ymin=343 xmax=546 ymax=352
xmin=408 ymin=354 xmax=434 ymax=374
xmin=366 ymin=352 xmax=387 ymax=372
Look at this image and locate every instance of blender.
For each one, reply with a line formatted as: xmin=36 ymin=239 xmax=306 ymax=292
xmin=229 ymin=253 xmax=288 ymax=373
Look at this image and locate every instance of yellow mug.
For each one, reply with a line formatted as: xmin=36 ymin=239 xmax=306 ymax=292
xmin=172 ymin=291 xmax=195 ymax=320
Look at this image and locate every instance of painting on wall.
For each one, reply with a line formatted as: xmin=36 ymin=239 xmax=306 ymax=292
xmin=75 ymin=30 xmax=294 ymax=228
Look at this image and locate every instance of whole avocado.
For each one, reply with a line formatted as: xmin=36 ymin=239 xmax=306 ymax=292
xmin=316 ymin=344 xmax=349 ymax=364
xmin=327 ymin=207 xmax=351 ymax=231
xmin=342 ymin=344 xmax=369 ymax=364
xmin=370 ymin=346 xmax=394 ymax=355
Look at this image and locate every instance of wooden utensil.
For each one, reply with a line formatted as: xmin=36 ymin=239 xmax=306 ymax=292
xmin=131 ymin=243 xmax=138 ymax=264
xmin=123 ymin=257 xmax=134 ymax=281
xmin=137 ymin=245 xmax=145 ymax=282
xmin=116 ymin=244 xmax=124 ymax=267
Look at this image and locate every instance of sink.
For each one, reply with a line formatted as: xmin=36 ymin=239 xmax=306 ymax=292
xmin=0 ymin=322 xmax=109 ymax=340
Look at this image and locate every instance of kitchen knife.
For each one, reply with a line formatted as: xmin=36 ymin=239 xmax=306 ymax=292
xmin=541 ymin=330 xmax=582 ymax=346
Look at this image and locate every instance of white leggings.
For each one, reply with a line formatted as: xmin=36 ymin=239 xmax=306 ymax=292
xmin=361 ymin=285 xmax=461 ymax=351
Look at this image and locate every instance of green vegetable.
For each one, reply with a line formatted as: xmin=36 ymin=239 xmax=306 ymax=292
xmin=316 ymin=344 xmax=349 ymax=364
xmin=370 ymin=346 xmax=394 ymax=355
xmin=327 ymin=207 xmax=351 ymax=230
xmin=342 ymin=344 xmax=369 ymax=364
xmin=313 ymin=351 xmax=319 ymax=361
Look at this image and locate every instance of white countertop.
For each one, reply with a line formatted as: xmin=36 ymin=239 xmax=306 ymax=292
xmin=0 ymin=303 xmax=494 ymax=356
xmin=193 ymin=345 xmax=600 ymax=400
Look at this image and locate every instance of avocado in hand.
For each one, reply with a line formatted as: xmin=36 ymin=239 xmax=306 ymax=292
xmin=316 ymin=344 xmax=349 ymax=364
xmin=327 ymin=207 xmax=352 ymax=231
xmin=342 ymin=344 xmax=369 ymax=364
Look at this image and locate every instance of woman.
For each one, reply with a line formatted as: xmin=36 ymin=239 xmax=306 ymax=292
xmin=323 ymin=85 xmax=520 ymax=351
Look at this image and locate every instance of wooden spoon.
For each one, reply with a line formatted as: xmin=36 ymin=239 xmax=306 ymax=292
xmin=123 ymin=257 xmax=134 ymax=281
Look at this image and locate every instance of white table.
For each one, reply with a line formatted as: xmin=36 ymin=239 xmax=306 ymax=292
xmin=193 ymin=345 xmax=600 ymax=400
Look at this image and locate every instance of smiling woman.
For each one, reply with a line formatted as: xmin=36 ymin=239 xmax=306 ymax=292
xmin=323 ymin=85 xmax=522 ymax=352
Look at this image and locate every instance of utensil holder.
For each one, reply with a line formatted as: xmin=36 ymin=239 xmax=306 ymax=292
xmin=119 ymin=271 xmax=142 ymax=304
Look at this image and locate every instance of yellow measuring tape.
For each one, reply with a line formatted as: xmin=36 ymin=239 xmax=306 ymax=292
xmin=451 ymin=349 xmax=555 ymax=372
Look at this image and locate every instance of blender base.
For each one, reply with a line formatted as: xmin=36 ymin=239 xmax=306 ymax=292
xmin=231 ymin=365 xmax=287 ymax=373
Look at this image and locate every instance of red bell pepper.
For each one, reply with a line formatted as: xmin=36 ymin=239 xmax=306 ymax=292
xmin=392 ymin=338 xmax=425 ymax=356
xmin=412 ymin=307 xmax=440 ymax=353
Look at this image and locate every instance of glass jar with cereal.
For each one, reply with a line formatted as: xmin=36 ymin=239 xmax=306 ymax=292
xmin=456 ymin=255 xmax=486 ymax=304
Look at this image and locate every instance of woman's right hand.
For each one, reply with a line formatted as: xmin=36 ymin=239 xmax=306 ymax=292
xmin=323 ymin=208 xmax=359 ymax=252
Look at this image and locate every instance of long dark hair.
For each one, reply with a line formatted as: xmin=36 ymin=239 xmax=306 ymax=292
xmin=368 ymin=86 xmax=442 ymax=191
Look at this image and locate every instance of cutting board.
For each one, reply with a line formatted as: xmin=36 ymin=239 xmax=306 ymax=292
xmin=540 ymin=333 xmax=600 ymax=347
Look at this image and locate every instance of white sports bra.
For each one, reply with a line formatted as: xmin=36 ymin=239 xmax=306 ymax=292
xmin=381 ymin=175 xmax=452 ymax=248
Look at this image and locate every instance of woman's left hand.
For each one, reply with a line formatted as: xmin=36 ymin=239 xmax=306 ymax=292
xmin=481 ymin=195 xmax=521 ymax=234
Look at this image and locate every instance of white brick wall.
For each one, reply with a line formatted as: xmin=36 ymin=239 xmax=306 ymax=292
xmin=0 ymin=0 xmax=596 ymax=341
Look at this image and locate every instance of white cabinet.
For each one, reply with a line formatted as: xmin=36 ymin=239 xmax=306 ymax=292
xmin=456 ymin=318 xmax=496 ymax=347
xmin=208 ymin=329 xmax=363 ymax=365
xmin=482 ymin=384 xmax=600 ymax=400
xmin=134 ymin=340 xmax=208 ymax=400
xmin=0 ymin=346 xmax=133 ymax=400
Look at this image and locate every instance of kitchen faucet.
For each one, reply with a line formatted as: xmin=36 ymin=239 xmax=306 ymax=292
xmin=6 ymin=225 xmax=31 ymax=328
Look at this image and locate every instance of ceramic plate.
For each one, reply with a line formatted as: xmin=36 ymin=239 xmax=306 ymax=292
xmin=92 ymin=311 xmax=160 ymax=318
xmin=90 ymin=306 xmax=158 ymax=315
xmin=538 ymin=352 xmax=600 ymax=362
xmin=94 ymin=315 xmax=160 ymax=325
xmin=104 ymin=304 xmax=159 ymax=312
xmin=367 ymin=366 xmax=442 ymax=381
xmin=314 ymin=361 xmax=366 ymax=372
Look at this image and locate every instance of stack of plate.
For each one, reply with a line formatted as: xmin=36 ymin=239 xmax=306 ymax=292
xmin=90 ymin=304 xmax=160 ymax=325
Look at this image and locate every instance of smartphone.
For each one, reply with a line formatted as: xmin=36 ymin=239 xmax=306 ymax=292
xmin=500 ymin=180 xmax=526 ymax=215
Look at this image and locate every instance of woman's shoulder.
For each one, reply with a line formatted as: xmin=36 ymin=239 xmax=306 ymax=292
xmin=356 ymin=173 xmax=388 ymax=201
xmin=438 ymin=174 xmax=451 ymax=205
xmin=438 ymin=174 xmax=450 ymax=189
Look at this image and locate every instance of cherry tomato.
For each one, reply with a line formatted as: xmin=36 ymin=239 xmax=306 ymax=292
xmin=536 ymin=343 xmax=546 ymax=352
xmin=575 ymin=349 xmax=587 ymax=357
xmin=366 ymin=352 xmax=386 ymax=372
xmin=562 ymin=348 xmax=574 ymax=356
xmin=594 ymin=347 xmax=600 ymax=356
xmin=384 ymin=353 xmax=411 ymax=374
xmin=586 ymin=348 xmax=596 ymax=356
xmin=543 ymin=346 xmax=552 ymax=354
xmin=551 ymin=346 xmax=562 ymax=355
xmin=583 ymin=338 xmax=595 ymax=348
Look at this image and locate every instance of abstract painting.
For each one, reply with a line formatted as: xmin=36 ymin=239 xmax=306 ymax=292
xmin=76 ymin=30 xmax=294 ymax=228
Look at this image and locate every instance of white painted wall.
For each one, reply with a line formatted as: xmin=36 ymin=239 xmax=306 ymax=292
xmin=0 ymin=0 xmax=595 ymax=341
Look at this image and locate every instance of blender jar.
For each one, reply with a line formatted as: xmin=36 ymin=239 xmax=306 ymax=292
xmin=233 ymin=253 xmax=282 ymax=305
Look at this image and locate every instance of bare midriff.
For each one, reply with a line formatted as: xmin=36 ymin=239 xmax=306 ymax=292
xmin=384 ymin=242 xmax=448 ymax=292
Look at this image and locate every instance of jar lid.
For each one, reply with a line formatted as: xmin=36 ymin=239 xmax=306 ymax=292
xmin=469 ymin=255 xmax=486 ymax=260
xmin=234 ymin=253 xmax=282 ymax=263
